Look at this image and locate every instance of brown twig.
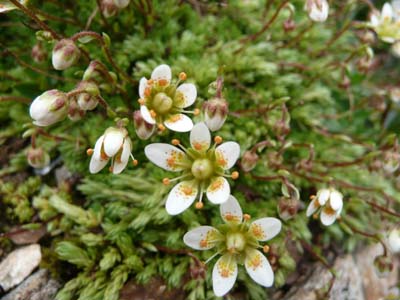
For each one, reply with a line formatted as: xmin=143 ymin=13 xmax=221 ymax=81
xmin=0 ymin=95 xmax=31 ymax=104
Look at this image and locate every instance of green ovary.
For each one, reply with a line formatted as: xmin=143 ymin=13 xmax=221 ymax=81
xmin=153 ymin=92 xmax=173 ymax=114
xmin=226 ymin=232 xmax=246 ymax=252
xmin=191 ymin=159 xmax=214 ymax=180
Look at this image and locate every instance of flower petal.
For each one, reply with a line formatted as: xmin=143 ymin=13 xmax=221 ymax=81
xmin=140 ymin=105 xmax=156 ymax=125
xmin=215 ymin=142 xmax=240 ymax=170
xmin=164 ymin=114 xmax=193 ymax=132
xmin=176 ymin=83 xmax=197 ymax=108
xmin=139 ymin=77 xmax=148 ymax=99
xmin=183 ymin=226 xmax=221 ymax=250
xmin=220 ymin=195 xmax=243 ymax=223
xmin=316 ymin=189 xmax=330 ymax=205
xmin=212 ymin=254 xmax=238 ymax=297
xmin=249 ymin=217 xmax=282 ymax=241
xmin=104 ymin=130 xmax=124 ymax=157
xmin=92 ymin=135 xmax=105 ymax=160
xmin=306 ymin=198 xmax=319 ymax=217
xmin=245 ymin=249 xmax=274 ymax=287
xmin=329 ymin=190 xmax=343 ymax=211
xmin=382 ymin=3 xmax=393 ymax=20
xmin=144 ymin=143 xmax=186 ymax=171
xmin=165 ymin=181 xmax=198 ymax=215
xmin=320 ymin=207 xmax=338 ymax=226
xmin=190 ymin=122 xmax=211 ymax=151
xmin=89 ymin=156 xmax=109 ymax=174
xmin=206 ymin=176 xmax=230 ymax=204
xmin=112 ymin=138 xmax=131 ymax=174
xmin=151 ymin=64 xmax=171 ymax=83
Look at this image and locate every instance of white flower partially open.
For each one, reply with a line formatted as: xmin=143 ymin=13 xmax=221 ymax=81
xmin=368 ymin=2 xmax=400 ymax=43
xmin=183 ymin=196 xmax=282 ymax=297
xmin=88 ymin=127 xmax=136 ymax=174
xmin=138 ymin=64 xmax=198 ymax=134
xmin=306 ymin=188 xmax=343 ymax=226
xmin=305 ymin=0 xmax=329 ymax=22
xmin=145 ymin=122 xmax=240 ymax=215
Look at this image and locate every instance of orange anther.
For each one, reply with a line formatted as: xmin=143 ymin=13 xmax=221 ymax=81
xmin=214 ymin=136 xmax=223 ymax=144
xmin=243 ymin=214 xmax=251 ymax=221
xmin=138 ymin=98 xmax=145 ymax=105
xmin=150 ymin=110 xmax=157 ymax=118
xmin=163 ymin=178 xmax=170 ymax=185
xmin=263 ymin=245 xmax=270 ymax=253
xmin=86 ymin=148 xmax=94 ymax=156
xmin=195 ymin=202 xmax=204 ymax=209
xmin=179 ymin=72 xmax=187 ymax=81
xmin=158 ymin=124 xmax=166 ymax=131
xmin=193 ymin=108 xmax=200 ymax=116
xmin=158 ymin=79 xmax=168 ymax=86
xmin=132 ymin=159 xmax=138 ymax=166
xmin=109 ymin=166 xmax=113 ymax=172
xmin=147 ymin=79 xmax=154 ymax=85
xmin=171 ymin=139 xmax=180 ymax=145
xmin=231 ymin=171 xmax=239 ymax=180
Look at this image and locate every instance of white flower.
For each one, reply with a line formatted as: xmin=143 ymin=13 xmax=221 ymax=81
xmin=29 ymin=89 xmax=68 ymax=126
xmin=52 ymin=39 xmax=81 ymax=70
xmin=0 ymin=0 xmax=28 ymax=13
xmin=145 ymin=122 xmax=240 ymax=215
xmin=138 ymin=64 xmax=198 ymax=133
xmin=388 ymin=228 xmax=400 ymax=253
xmin=27 ymin=147 xmax=50 ymax=169
xmin=88 ymin=127 xmax=136 ymax=174
xmin=306 ymin=188 xmax=343 ymax=226
xmin=183 ymin=195 xmax=282 ymax=297
xmin=133 ymin=110 xmax=155 ymax=140
xmin=368 ymin=2 xmax=400 ymax=43
xmin=305 ymin=0 xmax=329 ymax=22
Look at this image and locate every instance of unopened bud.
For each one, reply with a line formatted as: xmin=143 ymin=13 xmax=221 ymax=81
xmin=283 ymin=19 xmax=296 ymax=32
xmin=277 ymin=197 xmax=299 ymax=221
xmin=31 ymin=43 xmax=47 ymax=63
xmin=203 ymin=97 xmax=228 ymax=132
xmin=27 ymin=147 xmax=50 ymax=169
xmin=305 ymin=0 xmax=329 ymax=22
xmin=29 ymin=89 xmax=69 ymax=126
xmin=68 ymin=98 xmax=85 ymax=121
xmin=76 ymin=81 xmax=100 ymax=111
xmin=356 ymin=29 xmax=377 ymax=44
xmin=133 ymin=110 xmax=155 ymax=140
xmin=52 ymin=39 xmax=80 ymax=70
xmin=113 ymin=0 xmax=130 ymax=8
xmin=101 ymin=0 xmax=119 ymax=18
xmin=241 ymin=150 xmax=259 ymax=172
xmin=382 ymin=151 xmax=400 ymax=174
xmin=373 ymin=255 xmax=394 ymax=277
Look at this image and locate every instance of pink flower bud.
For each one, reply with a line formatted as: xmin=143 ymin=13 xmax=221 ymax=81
xmin=277 ymin=197 xmax=299 ymax=221
xmin=241 ymin=150 xmax=259 ymax=172
xmin=31 ymin=43 xmax=47 ymax=63
xmin=305 ymin=0 xmax=329 ymax=22
xmin=133 ymin=110 xmax=155 ymax=140
xmin=29 ymin=90 xmax=68 ymax=126
xmin=373 ymin=255 xmax=393 ymax=277
xmin=203 ymin=97 xmax=228 ymax=132
xmin=27 ymin=147 xmax=50 ymax=169
xmin=52 ymin=39 xmax=80 ymax=70
xmin=101 ymin=0 xmax=119 ymax=18
xmin=68 ymin=98 xmax=86 ymax=121
xmin=76 ymin=81 xmax=100 ymax=111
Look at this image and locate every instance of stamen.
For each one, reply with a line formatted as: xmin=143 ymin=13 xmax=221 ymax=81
xmin=193 ymin=108 xmax=200 ymax=116
xmin=310 ymin=195 xmax=316 ymax=200
xmin=231 ymin=171 xmax=239 ymax=180
xmin=147 ymin=79 xmax=154 ymax=85
xmin=162 ymin=174 xmax=191 ymax=185
xmin=158 ymin=79 xmax=168 ymax=86
xmin=179 ymin=72 xmax=187 ymax=81
xmin=214 ymin=136 xmax=223 ymax=144
xmin=243 ymin=214 xmax=251 ymax=221
xmin=132 ymin=159 xmax=138 ymax=166
xmin=138 ymin=98 xmax=145 ymax=105
xmin=195 ymin=202 xmax=204 ymax=209
xmin=313 ymin=213 xmax=319 ymax=219
xmin=158 ymin=124 xmax=166 ymax=131
xmin=150 ymin=110 xmax=157 ymax=118
xmin=163 ymin=178 xmax=170 ymax=185
xmin=171 ymin=139 xmax=180 ymax=146
xmin=86 ymin=148 xmax=94 ymax=156
xmin=263 ymin=245 xmax=270 ymax=253
xmin=205 ymin=251 xmax=221 ymax=265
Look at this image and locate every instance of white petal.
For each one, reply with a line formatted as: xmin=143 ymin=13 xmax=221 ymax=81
xmin=382 ymin=3 xmax=393 ymax=19
xmin=112 ymin=138 xmax=131 ymax=174
xmin=249 ymin=218 xmax=282 ymax=241
xmin=151 ymin=64 xmax=172 ymax=83
xmin=220 ymin=195 xmax=243 ymax=223
xmin=329 ymin=190 xmax=343 ymax=211
xmin=316 ymin=189 xmax=330 ymax=205
xmin=306 ymin=198 xmax=319 ymax=217
xmin=89 ymin=135 xmax=108 ymax=173
xmin=140 ymin=105 xmax=156 ymax=125
xmin=190 ymin=122 xmax=211 ymax=151
xmin=215 ymin=142 xmax=240 ymax=170
xmin=164 ymin=114 xmax=193 ymax=132
xmin=176 ymin=83 xmax=197 ymax=108
xmin=245 ymin=249 xmax=274 ymax=287
xmin=388 ymin=229 xmax=400 ymax=253
xmin=104 ymin=130 xmax=124 ymax=157
xmin=144 ymin=143 xmax=186 ymax=172
xmin=206 ymin=177 xmax=230 ymax=204
xmin=183 ymin=226 xmax=220 ymax=250
xmin=212 ymin=254 xmax=238 ymax=297
xmin=165 ymin=181 xmax=198 ymax=215
xmin=139 ymin=77 xmax=148 ymax=99
xmin=205 ymin=114 xmax=226 ymax=132
xmin=320 ymin=207 xmax=338 ymax=226
xmin=370 ymin=13 xmax=380 ymax=27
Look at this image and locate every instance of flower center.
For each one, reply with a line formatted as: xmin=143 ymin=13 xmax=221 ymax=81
xmin=226 ymin=232 xmax=246 ymax=253
xmin=153 ymin=92 xmax=173 ymax=114
xmin=191 ymin=159 xmax=213 ymax=180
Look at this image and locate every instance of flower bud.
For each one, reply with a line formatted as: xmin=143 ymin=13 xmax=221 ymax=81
xmin=373 ymin=255 xmax=394 ymax=277
xmin=203 ymin=97 xmax=228 ymax=132
xmin=390 ymin=87 xmax=400 ymax=104
xmin=388 ymin=229 xmax=400 ymax=253
xmin=76 ymin=81 xmax=100 ymax=111
xmin=52 ymin=39 xmax=80 ymax=70
xmin=305 ymin=0 xmax=329 ymax=22
xmin=101 ymin=0 xmax=119 ymax=18
xmin=277 ymin=197 xmax=299 ymax=221
xmin=113 ymin=0 xmax=130 ymax=8
xmin=133 ymin=110 xmax=155 ymax=140
xmin=68 ymin=98 xmax=85 ymax=121
xmin=31 ymin=43 xmax=47 ymax=63
xmin=283 ymin=19 xmax=296 ymax=32
xmin=241 ymin=150 xmax=259 ymax=172
xmin=356 ymin=29 xmax=376 ymax=44
xmin=382 ymin=151 xmax=400 ymax=173
xmin=29 ymin=89 xmax=68 ymax=126
xmin=27 ymin=147 xmax=50 ymax=169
